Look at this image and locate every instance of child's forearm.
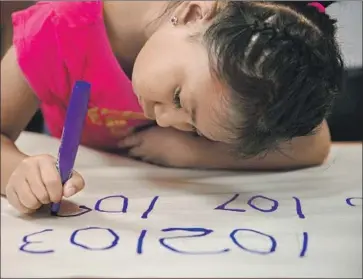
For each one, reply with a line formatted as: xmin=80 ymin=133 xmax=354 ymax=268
xmin=194 ymin=121 xmax=331 ymax=171
xmin=0 ymin=134 xmax=28 ymax=196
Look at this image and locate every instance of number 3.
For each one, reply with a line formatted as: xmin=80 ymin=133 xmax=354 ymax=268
xmin=19 ymin=229 xmax=54 ymax=254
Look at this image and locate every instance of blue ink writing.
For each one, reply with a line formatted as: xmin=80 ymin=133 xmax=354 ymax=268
xmin=215 ymin=194 xmax=246 ymax=213
xmin=299 ymin=232 xmax=308 ymax=258
xmin=230 ymin=228 xmax=277 ymax=255
xmin=293 ymin=197 xmax=305 ymax=219
xmin=160 ymin=227 xmax=230 ymax=255
xmin=56 ymin=205 xmax=92 ymax=217
xmin=137 ymin=229 xmax=147 ymax=254
xmin=141 ymin=196 xmax=159 ymax=219
xmin=94 ymin=195 xmax=128 ymax=213
xmin=19 ymin=229 xmax=54 ymax=254
xmin=346 ymin=197 xmax=362 ymax=207
xmin=70 ymin=227 xmax=119 ymax=250
xmin=247 ymin=195 xmax=279 ymax=213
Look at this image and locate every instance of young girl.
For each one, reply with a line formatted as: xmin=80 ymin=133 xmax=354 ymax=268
xmin=1 ymin=1 xmax=343 ymax=214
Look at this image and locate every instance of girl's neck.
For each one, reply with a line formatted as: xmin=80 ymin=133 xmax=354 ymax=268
xmin=103 ymin=1 xmax=169 ymax=72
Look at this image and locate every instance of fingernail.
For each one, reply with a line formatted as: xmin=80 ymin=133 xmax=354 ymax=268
xmin=63 ymin=185 xmax=76 ymax=197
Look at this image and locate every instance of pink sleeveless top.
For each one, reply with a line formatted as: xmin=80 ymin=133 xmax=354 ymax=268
xmin=12 ymin=1 xmax=149 ymax=150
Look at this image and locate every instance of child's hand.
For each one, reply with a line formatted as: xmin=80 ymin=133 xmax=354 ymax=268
xmin=118 ymin=126 xmax=208 ymax=168
xmin=5 ymin=154 xmax=85 ymax=214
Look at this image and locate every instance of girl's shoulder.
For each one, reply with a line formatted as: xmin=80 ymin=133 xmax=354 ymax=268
xmin=50 ymin=1 xmax=103 ymax=28
xmin=11 ymin=1 xmax=105 ymax=105
xmin=12 ymin=1 xmax=103 ymax=31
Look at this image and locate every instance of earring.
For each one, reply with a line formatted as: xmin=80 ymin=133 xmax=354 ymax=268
xmin=171 ymin=16 xmax=178 ymax=26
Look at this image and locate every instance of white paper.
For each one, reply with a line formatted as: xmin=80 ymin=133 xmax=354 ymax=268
xmin=1 ymin=132 xmax=362 ymax=278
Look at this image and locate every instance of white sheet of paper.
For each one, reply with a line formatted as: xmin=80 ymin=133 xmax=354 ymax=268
xmin=1 ymin=132 xmax=362 ymax=278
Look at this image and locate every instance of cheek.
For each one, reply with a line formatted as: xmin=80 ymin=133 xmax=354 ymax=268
xmin=194 ymin=82 xmax=231 ymax=142
xmin=133 ymin=58 xmax=173 ymax=103
xmin=133 ymin=36 xmax=183 ymax=102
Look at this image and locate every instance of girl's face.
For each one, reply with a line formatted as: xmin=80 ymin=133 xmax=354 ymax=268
xmin=132 ymin=2 xmax=230 ymax=143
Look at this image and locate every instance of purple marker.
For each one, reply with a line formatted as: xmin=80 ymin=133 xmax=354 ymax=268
xmin=50 ymin=81 xmax=91 ymax=215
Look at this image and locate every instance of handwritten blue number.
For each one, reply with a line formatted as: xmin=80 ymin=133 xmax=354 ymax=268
xmin=19 ymin=229 xmax=54 ymax=254
xmin=55 ymin=205 xmax=93 ymax=217
xmin=215 ymin=194 xmax=246 ymax=213
xmin=247 ymin=195 xmax=279 ymax=213
xmin=141 ymin=196 xmax=159 ymax=219
xmin=137 ymin=229 xmax=147 ymax=254
xmin=70 ymin=227 xmax=119 ymax=250
xmin=94 ymin=195 xmax=128 ymax=213
xmin=346 ymin=197 xmax=362 ymax=207
xmin=293 ymin=197 xmax=305 ymax=219
xmin=230 ymin=228 xmax=277 ymax=255
xmin=299 ymin=232 xmax=308 ymax=258
xmin=160 ymin=227 xmax=230 ymax=255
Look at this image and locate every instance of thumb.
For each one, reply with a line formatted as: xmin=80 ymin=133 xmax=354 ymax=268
xmin=63 ymin=171 xmax=85 ymax=198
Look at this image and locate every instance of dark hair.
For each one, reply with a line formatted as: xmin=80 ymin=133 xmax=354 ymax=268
xmin=203 ymin=1 xmax=344 ymax=157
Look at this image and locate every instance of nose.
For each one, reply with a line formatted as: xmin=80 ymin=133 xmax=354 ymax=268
xmin=154 ymin=104 xmax=193 ymax=131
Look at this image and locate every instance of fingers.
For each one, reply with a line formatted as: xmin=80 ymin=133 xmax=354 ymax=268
xmin=25 ymin=163 xmax=50 ymax=204
xmin=116 ymin=127 xmax=138 ymax=148
xmin=128 ymin=145 xmax=144 ymax=159
xmin=118 ymin=133 xmax=143 ymax=148
xmin=63 ymin=171 xmax=85 ymax=198
xmin=128 ymin=146 xmax=167 ymax=167
xmin=117 ymin=125 xmax=157 ymax=148
xmin=125 ymin=132 xmax=159 ymax=163
xmin=16 ymin=179 xmax=41 ymax=210
xmin=38 ymin=158 xmax=63 ymax=203
xmin=6 ymin=186 xmax=35 ymax=214
xmin=6 ymin=154 xmax=86 ymax=215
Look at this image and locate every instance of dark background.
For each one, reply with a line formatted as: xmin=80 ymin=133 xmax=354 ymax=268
xmin=1 ymin=1 xmax=362 ymax=142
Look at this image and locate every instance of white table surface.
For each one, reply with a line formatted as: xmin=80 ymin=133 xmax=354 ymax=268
xmin=1 ymin=132 xmax=362 ymax=278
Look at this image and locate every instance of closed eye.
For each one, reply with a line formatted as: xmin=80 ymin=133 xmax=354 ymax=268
xmin=173 ymin=87 xmax=182 ymax=109
xmin=173 ymin=87 xmax=202 ymax=136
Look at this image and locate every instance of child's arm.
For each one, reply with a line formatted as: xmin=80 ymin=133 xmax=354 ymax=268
xmin=1 ymin=47 xmax=85 ymax=215
xmin=122 ymin=121 xmax=331 ymax=170
xmin=196 ymin=120 xmax=331 ymax=170
xmin=0 ymin=46 xmax=38 ymax=195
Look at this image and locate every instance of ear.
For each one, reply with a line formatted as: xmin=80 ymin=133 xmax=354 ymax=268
xmin=174 ymin=1 xmax=218 ymax=26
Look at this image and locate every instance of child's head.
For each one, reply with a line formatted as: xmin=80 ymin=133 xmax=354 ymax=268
xmin=131 ymin=1 xmax=343 ymax=156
